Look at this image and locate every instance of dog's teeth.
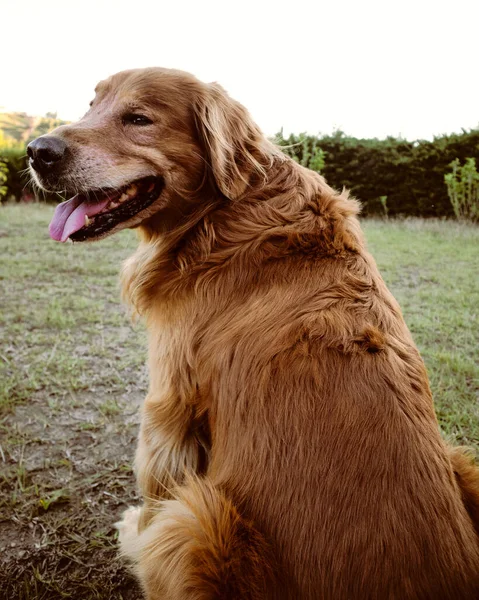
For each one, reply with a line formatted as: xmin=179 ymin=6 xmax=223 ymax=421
xmin=119 ymin=192 xmax=129 ymax=202
xmin=84 ymin=215 xmax=91 ymax=226
xmin=126 ymin=184 xmax=138 ymax=198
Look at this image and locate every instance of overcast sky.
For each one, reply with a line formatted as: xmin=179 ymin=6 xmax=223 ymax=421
xmin=3 ymin=0 xmax=478 ymax=140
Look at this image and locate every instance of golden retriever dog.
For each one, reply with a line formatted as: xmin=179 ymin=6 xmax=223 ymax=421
xmin=29 ymin=67 xmax=479 ymax=599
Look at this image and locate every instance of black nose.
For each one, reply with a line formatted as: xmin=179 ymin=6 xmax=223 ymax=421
xmin=27 ymin=136 xmax=68 ymax=174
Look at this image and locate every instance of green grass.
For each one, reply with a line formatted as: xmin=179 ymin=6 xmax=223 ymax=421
xmin=0 ymin=204 xmax=144 ymax=599
xmin=363 ymin=218 xmax=479 ymax=448
xmin=0 ymin=204 xmax=478 ymax=598
xmin=0 ymin=204 xmax=147 ymax=415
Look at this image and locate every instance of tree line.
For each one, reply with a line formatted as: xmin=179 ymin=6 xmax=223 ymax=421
xmin=1 ymin=112 xmax=478 ymax=220
xmin=276 ymin=129 xmax=479 ymax=218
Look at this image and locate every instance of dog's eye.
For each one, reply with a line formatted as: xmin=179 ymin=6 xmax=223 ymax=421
xmin=122 ymin=113 xmax=153 ymax=126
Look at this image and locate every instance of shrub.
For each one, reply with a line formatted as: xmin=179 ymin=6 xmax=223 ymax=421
xmin=275 ymin=131 xmax=325 ymax=172
xmin=445 ymin=158 xmax=479 ymax=222
xmin=0 ymin=139 xmax=30 ymax=202
xmin=274 ymin=129 xmax=479 ymax=218
xmin=0 ymin=158 xmax=8 ymax=202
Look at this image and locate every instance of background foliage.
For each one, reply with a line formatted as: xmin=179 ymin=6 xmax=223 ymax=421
xmin=276 ymin=129 xmax=479 ymax=217
xmin=444 ymin=157 xmax=479 ymax=223
xmin=1 ymin=111 xmax=478 ymax=218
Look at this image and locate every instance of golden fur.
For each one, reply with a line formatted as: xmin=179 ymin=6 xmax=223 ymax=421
xmin=43 ymin=68 xmax=479 ymax=598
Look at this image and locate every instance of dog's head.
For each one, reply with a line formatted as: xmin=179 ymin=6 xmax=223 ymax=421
xmin=28 ymin=67 xmax=276 ymax=242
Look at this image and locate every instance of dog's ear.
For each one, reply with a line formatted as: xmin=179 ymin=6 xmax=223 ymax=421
xmin=194 ymin=83 xmax=273 ymax=199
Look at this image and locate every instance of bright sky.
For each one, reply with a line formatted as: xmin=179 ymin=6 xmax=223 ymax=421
xmin=3 ymin=0 xmax=478 ymax=140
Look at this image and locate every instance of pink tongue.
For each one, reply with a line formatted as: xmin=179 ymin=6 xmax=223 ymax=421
xmin=49 ymin=195 xmax=111 ymax=242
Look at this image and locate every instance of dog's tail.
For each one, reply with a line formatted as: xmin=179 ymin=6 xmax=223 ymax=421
xmin=119 ymin=476 xmax=278 ymax=600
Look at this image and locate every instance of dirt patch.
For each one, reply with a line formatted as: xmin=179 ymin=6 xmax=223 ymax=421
xmin=0 ymin=390 xmax=144 ymax=599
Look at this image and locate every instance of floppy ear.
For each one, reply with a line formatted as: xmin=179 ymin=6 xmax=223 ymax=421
xmin=194 ymin=83 xmax=274 ymax=199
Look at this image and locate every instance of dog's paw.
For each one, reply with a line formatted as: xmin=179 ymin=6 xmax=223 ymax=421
xmin=115 ymin=505 xmax=142 ymax=557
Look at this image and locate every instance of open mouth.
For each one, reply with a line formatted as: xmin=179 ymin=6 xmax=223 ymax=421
xmin=49 ymin=176 xmax=164 ymax=242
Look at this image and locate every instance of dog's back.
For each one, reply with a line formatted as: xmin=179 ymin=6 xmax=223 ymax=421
xmin=129 ymin=163 xmax=479 ymax=599
xmin=193 ymin=183 xmax=479 ymax=597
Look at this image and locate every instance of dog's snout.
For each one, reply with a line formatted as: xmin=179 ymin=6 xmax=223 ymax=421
xmin=27 ymin=136 xmax=68 ymax=174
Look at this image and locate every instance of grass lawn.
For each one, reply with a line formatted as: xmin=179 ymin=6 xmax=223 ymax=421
xmin=1 ymin=204 xmax=478 ymax=599
xmin=363 ymin=218 xmax=479 ymax=446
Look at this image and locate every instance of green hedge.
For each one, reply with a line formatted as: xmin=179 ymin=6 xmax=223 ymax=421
xmin=276 ymin=129 xmax=479 ymax=217
xmin=2 ymin=128 xmax=479 ymax=217
xmin=0 ymin=146 xmax=30 ymax=203
xmin=0 ymin=145 xmax=58 ymax=204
